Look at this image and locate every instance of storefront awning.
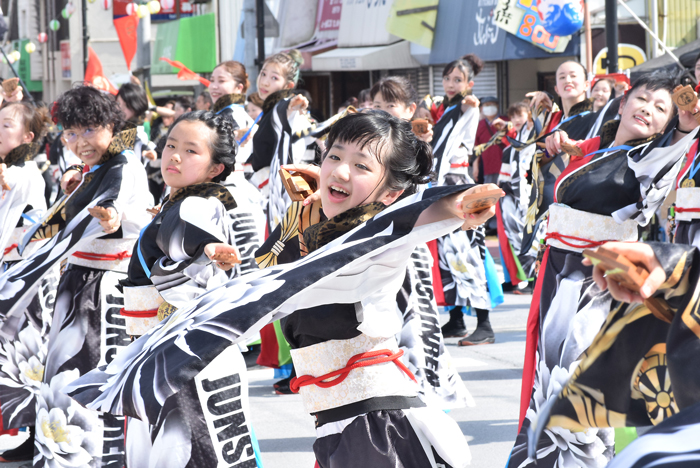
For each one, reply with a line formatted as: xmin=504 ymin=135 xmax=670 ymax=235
xmin=312 ymin=40 xmax=420 ymax=71
xmin=428 ymin=0 xmax=579 ymax=64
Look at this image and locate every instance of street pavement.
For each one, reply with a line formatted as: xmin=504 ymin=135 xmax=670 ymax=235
xmin=248 ymin=291 xmax=531 ymax=468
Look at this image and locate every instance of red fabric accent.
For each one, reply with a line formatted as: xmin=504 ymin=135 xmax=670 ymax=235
xmin=450 ymin=162 xmax=469 ymax=168
xmin=553 ymin=136 xmax=602 ymax=203
xmin=475 ymin=118 xmax=508 ymax=175
xmin=499 ymin=171 xmax=511 ymax=177
xmin=427 ymin=239 xmax=446 ymax=306
xmin=676 ymin=139 xmax=699 ymax=189
xmin=0 ymin=403 xmax=17 ymax=435
xmin=257 ymin=179 xmax=270 ymax=190
xmin=84 ymin=47 xmax=118 ymax=95
xmin=544 ymin=232 xmax=607 ymax=249
xmin=289 ymin=349 xmax=416 ymax=393
xmin=545 ymin=111 xmax=563 ymax=134
xmin=120 ymin=308 xmax=158 ymax=318
xmin=114 ymin=15 xmax=139 ymax=71
xmin=72 ymin=251 xmax=132 ymax=261
xmin=256 ymin=323 xmax=281 ymax=368
xmin=3 ymin=244 xmax=17 ymax=256
xmin=519 ymin=246 xmax=550 ymax=430
xmin=496 ymin=203 xmax=520 ymax=286
xmin=675 ymin=207 xmax=700 ymax=213
xmin=159 ymin=57 xmax=211 ymax=88
xmin=430 ymin=102 xmax=444 ymax=124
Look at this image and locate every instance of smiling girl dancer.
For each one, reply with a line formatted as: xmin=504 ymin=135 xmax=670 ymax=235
xmin=67 ymin=110 xmax=502 ymax=468
xmin=509 ymin=74 xmax=698 ymax=468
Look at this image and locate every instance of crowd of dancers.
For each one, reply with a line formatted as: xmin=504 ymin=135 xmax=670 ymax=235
xmin=0 ymin=46 xmax=698 ymax=468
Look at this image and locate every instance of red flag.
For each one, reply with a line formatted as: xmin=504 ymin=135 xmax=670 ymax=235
xmin=114 ymin=14 xmax=139 ymax=71
xmin=85 ymin=47 xmax=118 ymax=95
xmin=159 ymin=57 xmax=211 ymax=87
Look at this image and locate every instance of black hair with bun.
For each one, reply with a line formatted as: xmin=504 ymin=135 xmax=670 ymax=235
xmin=54 ymin=85 xmax=125 ymax=134
xmin=442 ymin=54 xmax=484 ymax=82
xmin=323 ymin=111 xmax=433 ymax=197
xmin=166 ymin=110 xmax=237 ymax=183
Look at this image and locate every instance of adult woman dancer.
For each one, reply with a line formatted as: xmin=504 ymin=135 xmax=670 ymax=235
xmin=509 ymin=74 xmax=697 ymax=467
xmin=0 ymin=85 xmax=153 ymax=468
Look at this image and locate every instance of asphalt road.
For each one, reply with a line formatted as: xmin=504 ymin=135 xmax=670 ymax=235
xmin=248 ymin=291 xmax=531 ymax=468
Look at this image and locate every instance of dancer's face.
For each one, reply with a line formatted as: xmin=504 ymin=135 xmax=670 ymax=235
xmin=554 ymin=62 xmax=588 ymax=102
xmin=617 ymin=85 xmax=673 ymax=142
xmin=320 ymin=140 xmax=402 ymax=219
xmin=591 ymin=80 xmax=612 ymax=112
xmin=372 ymin=92 xmax=416 ymax=120
xmin=161 ymin=120 xmax=224 ymax=192
xmin=442 ymin=68 xmax=472 ymax=100
xmin=257 ymin=63 xmax=293 ymax=100
xmin=209 ymin=67 xmax=244 ymax=104
xmin=0 ymin=106 xmax=33 ymax=160
xmin=63 ymin=124 xmax=113 ymax=168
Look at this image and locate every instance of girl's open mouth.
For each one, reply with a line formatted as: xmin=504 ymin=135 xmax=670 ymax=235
xmin=328 ymin=185 xmax=349 ymax=201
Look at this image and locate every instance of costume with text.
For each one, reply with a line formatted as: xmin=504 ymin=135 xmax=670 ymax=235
xmin=65 ymin=186 xmax=475 ymax=468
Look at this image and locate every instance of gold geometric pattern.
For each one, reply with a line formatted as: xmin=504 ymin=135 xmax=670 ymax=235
xmin=632 ymin=343 xmax=679 ymax=425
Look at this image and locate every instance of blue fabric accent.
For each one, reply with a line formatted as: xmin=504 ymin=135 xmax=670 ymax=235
xmin=584 ymin=145 xmax=634 ymax=158
xmin=554 ymin=111 xmax=590 ymax=130
xmin=237 ymin=112 xmax=263 ymax=144
xmin=436 ymin=104 xmax=458 ymax=124
xmin=250 ymin=427 xmax=264 ymax=467
xmin=273 ymin=363 xmax=293 ymax=379
xmin=136 ymin=224 xmax=152 ymax=278
xmin=21 ymin=213 xmax=38 ymax=224
xmin=484 ymin=248 xmax=504 ymax=308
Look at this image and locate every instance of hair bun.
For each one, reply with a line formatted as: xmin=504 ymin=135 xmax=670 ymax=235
xmin=288 ymin=49 xmax=304 ymax=67
xmin=461 ymin=54 xmax=484 ymax=78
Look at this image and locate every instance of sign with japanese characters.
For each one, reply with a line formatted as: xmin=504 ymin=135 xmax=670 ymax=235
xmin=493 ymin=0 xmax=569 ymax=53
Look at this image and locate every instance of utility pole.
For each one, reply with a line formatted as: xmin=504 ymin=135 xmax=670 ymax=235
xmin=605 ymin=0 xmax=618 ymax=73
xmin=243 ymin=0 xmax=257 ymax=91
xmin=255 ymin=0 xmax=265 ymax=70
xmin=82 ymin=0 xmax=89 ymax=77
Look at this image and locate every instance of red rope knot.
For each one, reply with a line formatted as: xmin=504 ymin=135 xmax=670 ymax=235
xmin=3 ymin=243 xmax=18 ymax=256
xmin=120 ymin=308 xmax=158 ymax=318
xmin=544 ymin=232 xmax=613 ymax=250
xmin=72 ymin=250 xmax=132 ymax=261
xmin=675 ymin=207 xmax=700 ymax=213
xmin=289 ymin=349 xmax=416 ymax=394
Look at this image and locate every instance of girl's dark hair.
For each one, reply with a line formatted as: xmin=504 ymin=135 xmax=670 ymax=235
xmin=369 ymin=76 xmax=418 ymax=106
xmin=506 ymin=101 xmax=529 ymax=118
xmin=1 ymin=102 xmax=51 ymax=142
xmin=358 ymin=88 xmax=371 ymax=104
xmin=214 ymin=61 xmax=251 ymax=93
xmin=166 ymin=110 xmax=237 ymax=183
xmin=263 ymin=49 xmax=304 ymax=86
xmin=557 ymin=60 xmax=588 ymax=78
xmin=323 ymin=111 xmax=433 ymax=197
xmin=247 ymin=92 xmax=264 ymax=108
xmin=442 ymin=54 xmax=484 ymax=82
xmin=175 ymin=96 xmax=193 ymax=111
xmin=116 ymin=83 xmax=149 ymax=121
xmin=54 ymin=85 xmax=125 ymax=133
xmin=625 ymin=73 xmax=677 ymax=115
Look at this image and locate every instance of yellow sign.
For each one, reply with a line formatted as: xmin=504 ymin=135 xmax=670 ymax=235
xmin=593 ymin=44 xmax=647 ymax=74
xmin=385 ymin=0 xmax=439 ymax=49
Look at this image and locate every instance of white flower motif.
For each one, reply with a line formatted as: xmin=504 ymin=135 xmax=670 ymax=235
xmin=35 ymin=369 xmax=99 ymax=468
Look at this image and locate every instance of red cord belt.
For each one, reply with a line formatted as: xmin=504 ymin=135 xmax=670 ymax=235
xmin=289 ymin=349 xmax=416 ymax=394
xmin=545 ymin=232 xmax=614 ymax=249
xmin=72 ymin=250 xmax=132 ymax=261
xmin=120 ymin=308 xmax=158 ymax=318
xmin=675 ymin=207 xmax=700 ymax=213
xmin=3 ymin=239 xmax=41 ymax=256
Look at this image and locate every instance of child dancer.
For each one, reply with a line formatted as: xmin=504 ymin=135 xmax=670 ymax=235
xmin=67 ymin=111 xmax=502 ymax=468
